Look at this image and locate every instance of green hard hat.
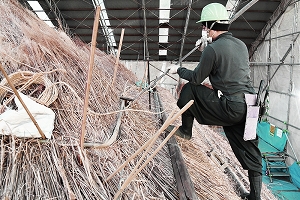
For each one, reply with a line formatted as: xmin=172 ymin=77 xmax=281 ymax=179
xmin=197 ymin=3 xmax=229 ymax=23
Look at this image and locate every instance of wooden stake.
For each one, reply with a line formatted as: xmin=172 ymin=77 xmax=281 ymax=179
xmin=79 ymin=6 xmax=101 ymax=150
xmin=112 ymin=28 xmax=125 ymax=85
xmin=0 ymin=64 xmax=46 ymax=139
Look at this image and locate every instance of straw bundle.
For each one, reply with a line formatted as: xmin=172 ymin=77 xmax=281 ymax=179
xmin=0 ymin=70 xmax=58 ymax=106
xmin=0 ymin=0 xmax=276 ymax=199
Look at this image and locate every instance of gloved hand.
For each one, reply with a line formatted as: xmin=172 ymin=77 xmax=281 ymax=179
xmin=195 ymin=37 xmax=206 ymax=52
xmin=167 ymin=64 xmax=179 ymax=74
xmin=195 ymin=35 xmax=212 ymax=52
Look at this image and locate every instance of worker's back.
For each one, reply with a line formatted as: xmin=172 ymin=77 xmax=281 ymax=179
xmin=208 ymin=32 xmax=255 ymax=96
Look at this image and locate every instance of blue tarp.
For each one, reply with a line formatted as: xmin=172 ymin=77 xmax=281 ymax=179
xmin=289 ymin=162 xmax=300 ymax=189
xmin=257 ymin=121 xmax=287 ymax=152
xmin=257 ymin=122 xmax=300 ymax=199
xmin=263 ymin=175 xmax=300 ymax=200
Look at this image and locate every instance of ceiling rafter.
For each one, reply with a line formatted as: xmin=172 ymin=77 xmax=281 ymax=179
xmin=92 ymin=0 xmax=117 ymax=55
xmin=229 ymin=0 xmax=259 ymax=23
xmin=20 ymin=0 xmax=282 ymax=62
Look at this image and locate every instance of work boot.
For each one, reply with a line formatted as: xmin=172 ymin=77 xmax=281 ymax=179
xmin=240 ymin=192 xmax=250 ymax=199
xmin=166 ymin=114 xmax=193 ymax=140
xmin=166 ymin=125 xmax=192 ymax=140
xmin=247 ymin=171 xmax=262 ymax=200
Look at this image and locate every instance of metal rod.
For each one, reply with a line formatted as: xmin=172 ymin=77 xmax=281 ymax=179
xmin=253 ymin=86 xmax=298 ymax=97
xmin=267 ymin=115 xmax=300 ymax=131
xmin=176 ymin=45 xmax=198 ymax=65
xmin=142 ymin=0 xmax=149 ymax=59
xmin=268 ymin=33 xmax=299 ymax=89
xmin=148 ymin=63 xmax=177 ymax=81
xmin=229 ymin=0 xmax=259 ymax=23
xmin=265 ymin=30 xmax=300 ymax=41
xmin=178 ymin=0 xmax=192 ymax=66
xmin=147 ymin=58 xmax=151 ymax=109
xmin=250 ymin=62 xmax=300 ymax=65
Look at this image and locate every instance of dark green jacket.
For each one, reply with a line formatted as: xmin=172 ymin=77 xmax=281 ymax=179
xmin=177 ymin=32 xmax=255 ymax=96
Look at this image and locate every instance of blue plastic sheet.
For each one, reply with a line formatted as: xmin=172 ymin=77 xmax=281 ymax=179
xmin=257 ymin=122 xmax=300 ymax=199
xmin=289 ymin=162 xmax=300 ymax=189
xmin=257 ymin=122 xmax=287 ymax=152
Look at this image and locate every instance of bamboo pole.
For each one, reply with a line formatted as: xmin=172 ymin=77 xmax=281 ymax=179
xmin=112 ymin=28 xmax=125 ymax=85
xmin=79 ymin=6 xmax=101 ymax=150
xmin=0 ymin=64 xmax=46 ymax=139
xmin=106 ymin=109 xmax=176 ymax=181
xmin=113 ymin=126 xmax=179 ymax=200
xmin=110 ymin=100 xmax=194 ymax=199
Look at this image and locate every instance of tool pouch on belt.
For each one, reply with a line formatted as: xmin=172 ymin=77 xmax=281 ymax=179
xmin=243 ymin=94 xmax=260 ymax=141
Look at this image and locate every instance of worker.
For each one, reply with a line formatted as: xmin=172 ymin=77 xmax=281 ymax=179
xmin=167 ymin=3 xmax=262 ymax=200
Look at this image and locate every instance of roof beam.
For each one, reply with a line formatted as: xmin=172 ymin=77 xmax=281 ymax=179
xmin=93 ymin=0 xmax=116 ymax=55
xmin=226 ymin=0 xmax=240 ymax=19
xmin=249 ymin=0 xmax=293 ymax=58
xmin=229 ymin=0 xmax=259 ymax=23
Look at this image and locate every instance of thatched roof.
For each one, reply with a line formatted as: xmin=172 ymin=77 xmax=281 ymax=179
xmin=0 ymin=0 xmax=276 ymax=199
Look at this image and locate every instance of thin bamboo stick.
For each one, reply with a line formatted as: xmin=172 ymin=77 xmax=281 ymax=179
xmin=113 ymin=126 xmax=179 ymax=200
xmin=106 ymin=109 xmax=176 ymax=181
xmin=79 ymin=6 xmax=101 ymax=150
xmin=112 ymin=28 xmax=125 ymax=85
xmin=110 ymin=100 xmax=194 ymax=198
xmin=0 ymin=63 xmax=46 ymax=139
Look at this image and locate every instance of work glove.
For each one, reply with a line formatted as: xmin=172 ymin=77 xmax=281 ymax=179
xmin=167 ymin=64 xmax=179 ymax=74
xmin=195 ymin=37 xmax=206 ymax=52
xmin=195 ymin=30 xmax=212 ymax=52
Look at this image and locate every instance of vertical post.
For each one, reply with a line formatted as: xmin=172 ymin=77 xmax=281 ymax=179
xmin=112 ymin=28 xmax=125 ymax=85
xmin=147 ymin=58 xmax=151 ymax=110
xmin=79 ymin=6 xmax=101 ymax=150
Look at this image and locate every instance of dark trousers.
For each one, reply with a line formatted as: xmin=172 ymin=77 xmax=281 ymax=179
xmin=177 ymin=83 xmax=262 ymax=174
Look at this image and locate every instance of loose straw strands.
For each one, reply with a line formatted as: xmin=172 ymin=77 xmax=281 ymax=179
xmin=0 ymin=1 xmax=277 ymax=200
xmin=0 ymin=1 xmax=181 ymax=199
xmin=0 ymin=70 xmax=61 ymax=106
xmin=110 ymin=100 xmax=194 ymax=199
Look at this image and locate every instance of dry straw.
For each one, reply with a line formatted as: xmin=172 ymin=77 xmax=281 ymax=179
xmin=0 ymin=0 xmax=276 ymax=200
